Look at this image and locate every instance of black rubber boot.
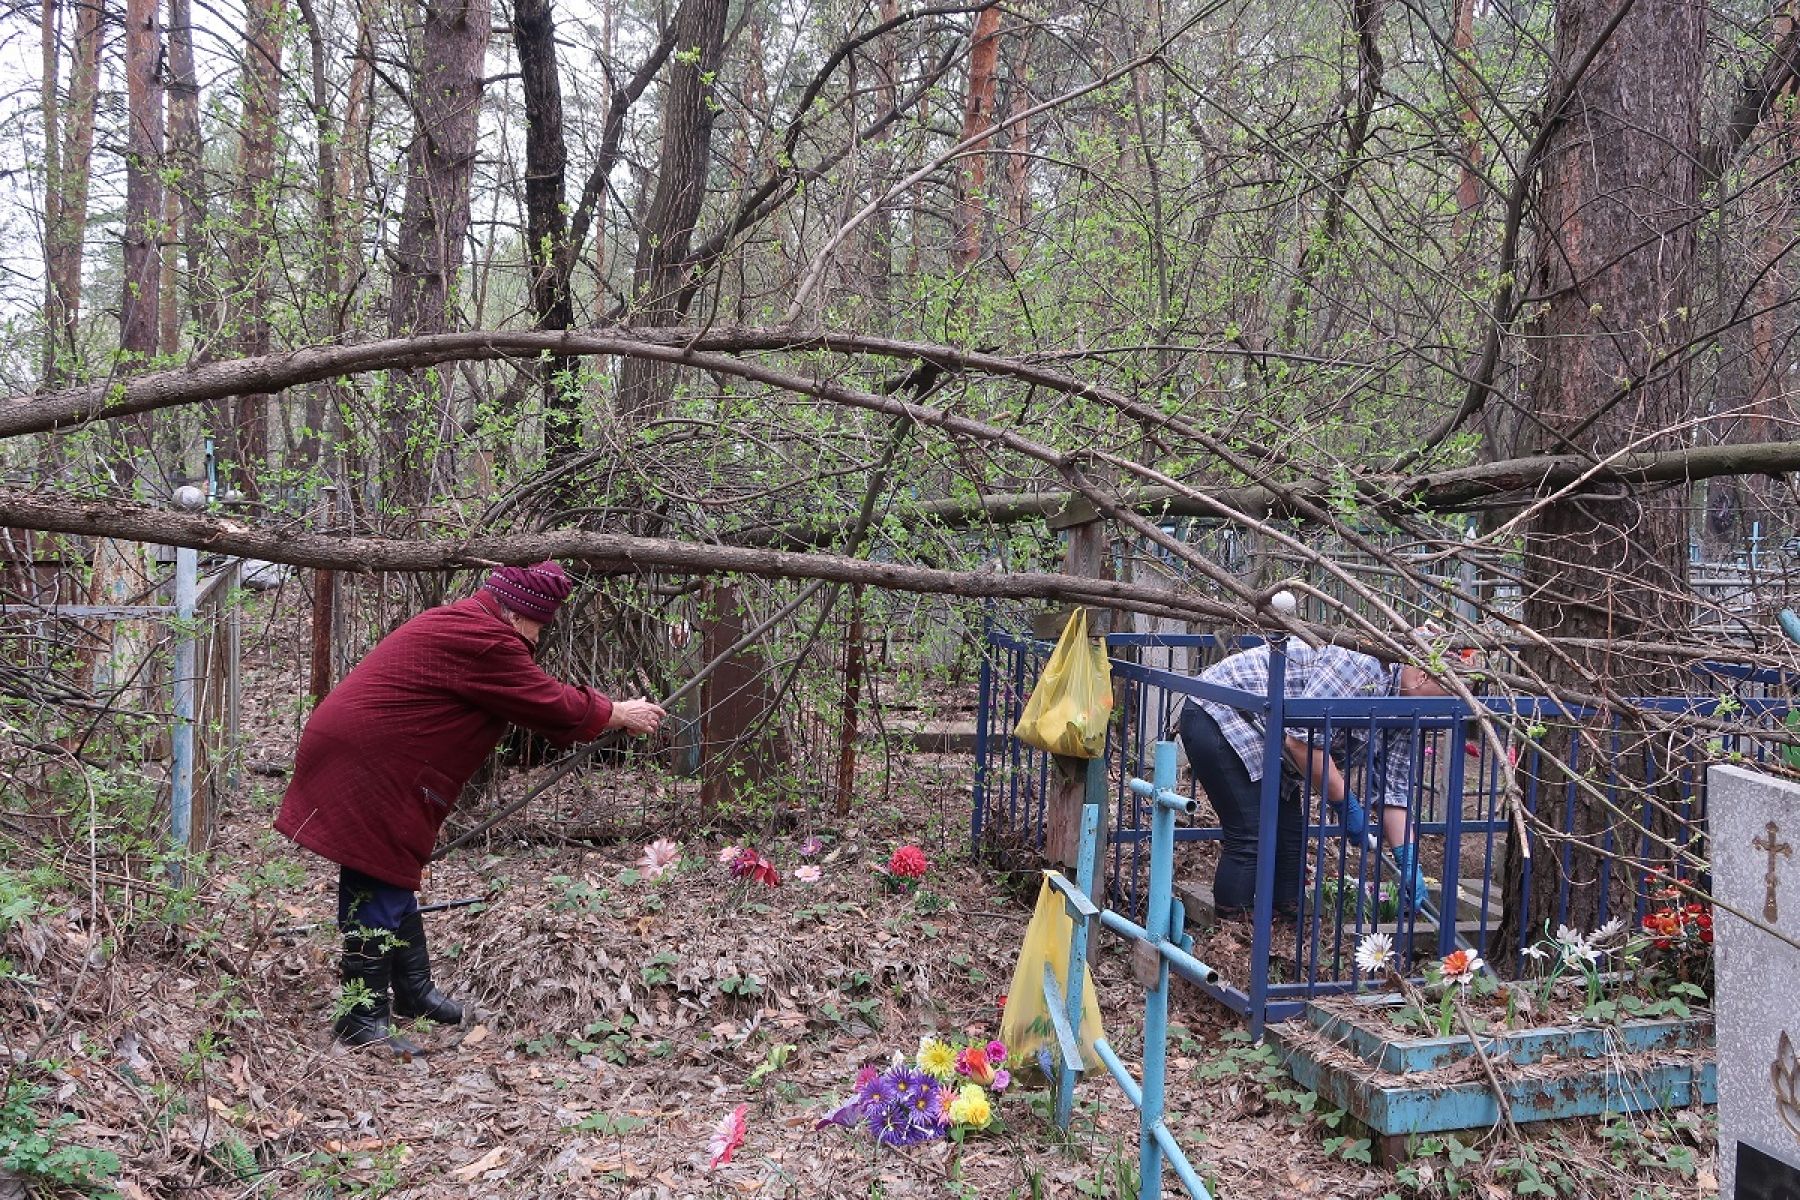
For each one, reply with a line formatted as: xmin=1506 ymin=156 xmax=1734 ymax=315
xmin=389 ymin=911 xmax=464 ymax=1026
xmin=334 ymin=931 xmax=423 ymax=1055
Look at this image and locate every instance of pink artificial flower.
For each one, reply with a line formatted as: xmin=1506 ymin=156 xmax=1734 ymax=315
xmin=986 ymin=1040 xmax=1007 ymax=1064
xmin=707 ymin=1104 xmax=747 ymax=1169
xmin=639 ymin=839 xmax=680 ymax=880
xmin=718 ymin=845 xmax=743 ymax=865
xmin=795 ymin=865 xmax=823 ymax=884
xmin=992 ymin=1068 xmax=1011 ymax=1091
xmin=799 ymin=835 xmax=824 ymax=857
xmin=888 ymin=845 xmax=929 ymax=879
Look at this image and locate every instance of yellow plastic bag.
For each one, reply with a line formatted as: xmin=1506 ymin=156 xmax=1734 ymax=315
xmin=1013 ymin=609 xmax=1113 ymax=758
xmin=1001 ymin=876 xmax=1105 ymax=1073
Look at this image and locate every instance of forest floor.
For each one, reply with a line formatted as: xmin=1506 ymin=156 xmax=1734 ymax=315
xmin=1 ymin=597 xmax=1720 ymax=1199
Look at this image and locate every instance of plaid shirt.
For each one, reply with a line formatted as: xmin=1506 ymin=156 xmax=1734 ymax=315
xmin=1192 ymin=643 xmax=1414 ymax=810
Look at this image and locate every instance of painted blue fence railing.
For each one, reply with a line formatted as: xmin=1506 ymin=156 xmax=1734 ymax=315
xmin=974 ymin=625 xmax=1793 ymax=1036
xmin=1041 ymin=744 xmax=1222 ymax=1200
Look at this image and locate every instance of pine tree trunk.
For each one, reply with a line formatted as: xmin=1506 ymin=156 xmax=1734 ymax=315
xmin=1498 ymin=0 xmax=1704 ymax=955
xmin=222 ymin=0 xmax=283 ymax=497
xmin=121 ymin=0 xmax=164 ymax=381
xmin=385 ymin=0 xmax=492 ymax=513
xmin=951 ymin=7 xmax=1002 ymax=269
xmin=513 ymin=0 xmax=577 ymax=455
xmin=614 ymin=0 xmax=729 ymax=426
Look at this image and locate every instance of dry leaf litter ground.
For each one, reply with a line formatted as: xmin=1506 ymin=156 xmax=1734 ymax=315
xmin=0 ymin=593 xmax=1719 ymax=1198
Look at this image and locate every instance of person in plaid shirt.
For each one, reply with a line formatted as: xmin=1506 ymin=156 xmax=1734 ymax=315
xmin=1177 ymin=642 xmax=1447 ymax=920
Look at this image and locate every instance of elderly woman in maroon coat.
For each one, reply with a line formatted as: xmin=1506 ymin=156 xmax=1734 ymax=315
xmin=276 ymin=561 xmax=664 ymax=1053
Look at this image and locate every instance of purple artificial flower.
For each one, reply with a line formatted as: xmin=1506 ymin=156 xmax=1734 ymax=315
xmin=858 ymin=1066 xmax=947 ymax=1147
xmin=986 ymin=1039 xmax=1007 ymax=1064
xmin=816 ymin=1096 xmax=864 ymax=1129
xmin=992 ymin=1068 xmax=1011 ymax=1092
xmin=799 ymin=835 xmax=824 ymax=857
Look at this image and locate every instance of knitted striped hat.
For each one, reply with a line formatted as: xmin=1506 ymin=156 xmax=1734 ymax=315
xmin=482 ymin=561 xmax=573 ymax=623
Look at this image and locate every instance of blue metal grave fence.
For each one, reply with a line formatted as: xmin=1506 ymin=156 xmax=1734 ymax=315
xmin=974 ymin=624 xmax=1793 ymax=1035
xmin=1040 ymin=743 xmax=1221 ymax=1200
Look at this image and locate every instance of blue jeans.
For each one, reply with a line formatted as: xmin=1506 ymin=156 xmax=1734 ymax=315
xmin=336 ymin=866 xmax=419 ymax=933
xmin=1178 ymin=702 xmax=1302 ymax=916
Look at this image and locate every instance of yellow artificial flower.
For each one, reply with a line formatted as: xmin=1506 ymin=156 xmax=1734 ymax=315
xmin=916 ymin=1038 xmax=957 ymax=1081
xmin=947 ymin=1084 xmax=993 ymax=1129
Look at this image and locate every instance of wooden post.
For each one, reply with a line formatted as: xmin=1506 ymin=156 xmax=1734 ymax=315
xmin=1037 ymin=497 xmax=1111 ymax=893
xmin=835 ymin=585 xmax=864 ymax=817
xmin=309 ymin=486 xmax=336 ymax=705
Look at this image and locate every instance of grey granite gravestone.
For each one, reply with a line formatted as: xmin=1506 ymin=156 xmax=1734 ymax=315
xmin=1710 ymin=765 xmax=1800 ymax=1198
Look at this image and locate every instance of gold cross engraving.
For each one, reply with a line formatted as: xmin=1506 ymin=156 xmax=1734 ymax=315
xmin=1754 ymin=820 xmax=1793 ymax=924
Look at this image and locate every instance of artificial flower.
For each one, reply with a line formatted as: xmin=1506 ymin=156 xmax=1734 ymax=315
xmin=946 ymin=1084 xmax=993 ymax=1130
xmin=799 ymin=835 xmax=824 ymax=857
xmin=1439 ymin=948 xmax=1483 ymax=985
xmin=639 ymin=838 xmax=680 ymax=880
xmin=888 ymin=845 xmax=929 ymax=879
xmin=1553 ymin=924 xmax=1601 ymax=968
xmin=729 ymin=848 xmax=780 ymax=887
xmin=986 ymin=1039 xmax=1007 ymax=1064
xmin=862 ymin=1067 xmax=943 ymax=1146
xmin=718 ymin=845 xmax=743 ymax=864
xmin=1354 ymin=931 xmax=1395 ymax=976
xmin=992 ymin=1068 xmax=1012 ymax=1092
xmin=916 ymin=1038 xmax=957 ymax=1081
xmin=955 ymin=1045 xmax=995 ymax=1086
xmin=1590 ymin=917 xmax=1625 ymax=944
xmin=794 ymin=865 xmax=823 ymax=885
xmin=707 ymin=1104 xmax=747 ymax=1169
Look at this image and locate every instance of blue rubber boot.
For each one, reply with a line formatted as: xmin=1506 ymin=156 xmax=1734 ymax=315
xmin=1389 ymin=842 xmax=1433 ymax=913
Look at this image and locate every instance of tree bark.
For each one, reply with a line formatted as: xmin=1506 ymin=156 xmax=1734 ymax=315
xmin=121 ymin=0 xmax=164 ymax=379
xmin=385 ymin=0 xmax=492 ymax=511
xmin=40 ymin=0 xmax=60 ymax=387
xmin=1452 ymin=0 xmax=1480 ymax=217
xmin=951 ymin=6 xmax=1002 ymax=269
xmin=165 ymin=0 xmax=206 ymax=344
xmin=221 ymin=0 xmax=284 ymax=497
xmin=512 ymin=0 xmax=577 ymax=453
xmin=615 ymin=0 xmax=729 ymax=424
xmin=292 ymin=0 xmax=360 ymax=469
xmin=1500 ymin=0 xmax=1705 ymax=953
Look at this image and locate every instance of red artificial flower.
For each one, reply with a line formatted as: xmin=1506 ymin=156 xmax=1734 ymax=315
xmin=729 ymin=847 xmax=781 ymax=887
xmin=888 ymin=845 xmax=929 ymax=879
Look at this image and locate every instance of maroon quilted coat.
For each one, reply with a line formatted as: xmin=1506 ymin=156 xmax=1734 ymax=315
xmin=275 ymin=591 xmax=613 ymax=889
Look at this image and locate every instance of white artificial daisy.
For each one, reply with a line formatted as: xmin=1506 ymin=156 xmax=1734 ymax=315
xmin=1355 ymin=931 xmax=1396 ymax=976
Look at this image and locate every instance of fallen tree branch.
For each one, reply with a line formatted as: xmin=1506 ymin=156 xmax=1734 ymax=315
xmin=0 ymin=487 xmax=1250 ymax=623
xmin=10 ymin=331 xmax=1799 ymax=526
